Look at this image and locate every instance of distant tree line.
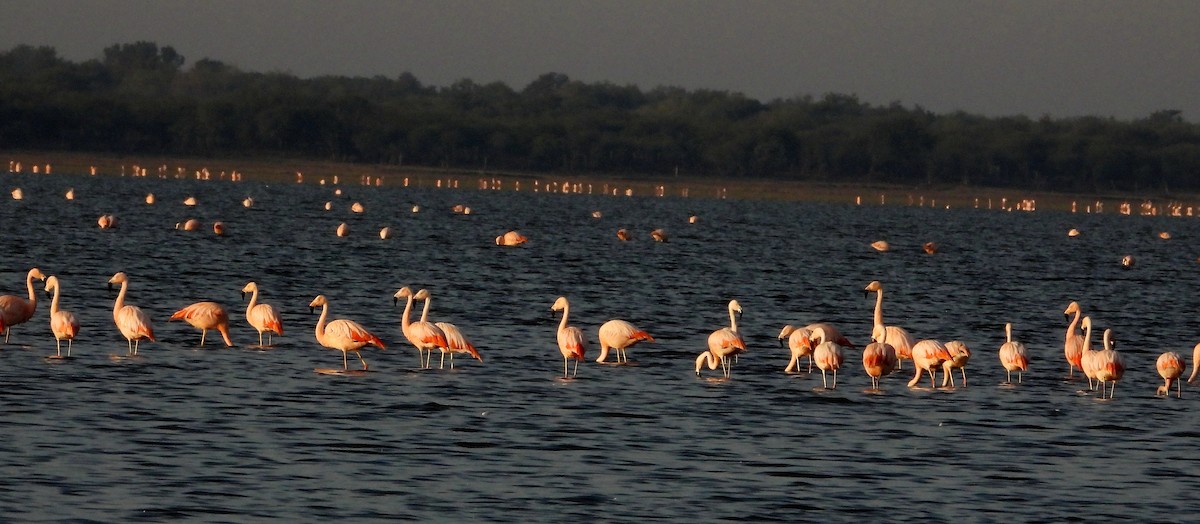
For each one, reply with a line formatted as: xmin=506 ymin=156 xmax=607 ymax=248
xmin=3 ymin=41 xmax=1200 ymax=193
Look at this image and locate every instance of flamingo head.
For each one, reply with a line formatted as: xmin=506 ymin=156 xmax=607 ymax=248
xmin=551 ymin=296 xmax=569 ymax=312
xmin=241 ymin=281 xmax=257 ymax=300
xmin=30 ymin=268 xmax=46 ymax=282
xmin=728 ymin=299 xmax=742 ymax=317
xmin=43 ymin=275 xmax=58 ymax=297
xmin=107 ymin=272 xmax=128 ymax=291
xmin=308 ymin=295 xmax=327 ymax=313
xmin=777 ymin=324 xmax=795 ymax=346
xmin=415 ymin=289 xmax=431 ymax=300
xmin=1063 ymin=301 xmax=1080 ymax=321
xmin=392 ymin=287 xmax=413 ymax=306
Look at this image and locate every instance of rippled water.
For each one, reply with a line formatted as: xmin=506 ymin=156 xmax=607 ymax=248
xmin=0 ymin=169 xmax=1197 ymax=521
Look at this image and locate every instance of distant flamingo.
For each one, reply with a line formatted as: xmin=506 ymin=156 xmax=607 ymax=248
xmin=393 ymin=287 xmax=449 ymax=368
xmin=416 ymin=289 xmax=482 ymax=369
xmin=650 ymin=229 xmax=668 ymax=242
xmin=907 ymin=339 xmax=951 ymax=388
xmin=1063 ymin=302 xmax=1084 ymax=378
xmin=1093 ymin=328 xmax=1125 ymax=399
xmin=496 ymin=231 xmax=528 ymax=246
xmin=922 ymin=242 xmax=938 ymax=254
xmin=170 ymin=301 xmax=234 ymax=347
xmin=241 ymin=282 xmax=284 ymax=347
xmin=1079 ymin=316 xmax=1099 ymax=391
xmin=97 ymin=214 xmax=116 ymax=229
xmin=107 ymin=272 xmax=155 ymax=355
xmin=942 ymin=340 xmax=972 ymax=387
xmin=695 ymin=300 xmax=745 ymax=378
xmin=176 ymin=219 xmax=200 ymax=231
xmin=870 ymin=240 xmax=890 ymax=252
xmin=616 ymin=228 xmax=631 ymax=241
xmin=778 ymin=325 xmax=813 ymax=373
xmin=596 ymin=319 xmax=654 ymax=363
xmin=0 ymin=267 xmax=47 ymax=344
xmin=43 ymin=276 xmax=79 ymax=357
xmin=336 ymin=223 xmax=349 ymax=237
xmin=1156 ymin=352 xmax=1185 ymax=398
xmin=998 ymin=323 xmax=1030 ymax=384
xmin=309 ymin=294 xmax=385 ymax=370
xmin=1189 ymin=342 xmax=1200 ymax=384
xmin=864 ymin=280 xmax=915 ymax=369
xmin=806 ymin=322 xmax=853 ymax=348
xmin=212 ymin=222 xmax=225 ymax=235
xmin=551 ymin=296 xmax=586 ymax=378
xmin=379 ymin=227 xmax=392 ymax=239
xmin=810 ymin=326 xmax=844 ymax=389
xmin=862 ymin=326 xmax=898 ymax=390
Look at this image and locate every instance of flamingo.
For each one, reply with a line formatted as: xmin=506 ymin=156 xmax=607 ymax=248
xmin=393 ymin=287 xmax=448 ymax=368
xmin=806 ymin=322 xmax=853 ymax=348
xmin=43 ymin=276 xmax=79 ymax=357
xmin=1189 ymin=342 xmax=1200 ymax=384
xmin=942 ymin=340 xmax=972 ymax=387
xmin=810 ymin=326 xmax=845 ymax=389
xmin=496 ymin=231 xmax=528 ymax=246
xmin=1157 ymin=352 xmax=1185 ymax=398
xmin=862 ymin=326 xmax=898 ymax=390
xmin=107 ymin=272 xmax=155 ymax=355
xmin=170 ymin=301 xmax=234 ymax=347
xmin=379 ymin=227 xmax=392 ymax=239
xmin=1079 ymin=316 xmax=1099 ymax=391
xmin=870 ymin=240 xmax=890 ymax=252
xmin=212 ymin=222 xmax=225 ymax=235
xmin=241 ymin=282 xmax=284 ymax=347
xmin=616 ymin=229 xmax=631 ymax=241
xmin=864 ymin=280 xmax=915 ymax=369
xmin=0 ymin=267 xmax=46 ymax=343
xmin=1063 ymin=302 xmax=1084 ymax=378
xmin=907 ymin=339 xmax=951 ymax=388
xmin=551 ymin=296 xmax=586 ymax=378
xmin=778 ymin=324 xmax=813 ymax=373
xmin=336 ymin=223 xmax=349 ymax=237
xmin=695 ymin=300 xmax=745 ymax=378
xmin=1093 ymin=328 xmax=1125 ymax=399
xmin=97 ymin=214 xmax=116 ymax=229
xmin=309 ymin=294 xmax=385 ymax=370
xmin=416 ymin=289 xmax=482 ymax=369
xmin=998 ymin=323 xmax=1030 ymax=384
xmin=650 ymin=229 xmax=668 ymax=242
xmin=596 ymin=319 xmax=654 ymax=363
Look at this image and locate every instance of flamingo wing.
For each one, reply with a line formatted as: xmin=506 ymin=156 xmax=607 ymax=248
xmin=436 ymin=321 xmax=481 ymax=360
xmin=558 ymin=326 xmax=586 ymax=360
xmin=326 ymin=319 xmax=385 ymax=350
xmin=249 ymin=303 xmax=284 ymax=335
xmin=116 ymin=305 xmax=155 ymax=341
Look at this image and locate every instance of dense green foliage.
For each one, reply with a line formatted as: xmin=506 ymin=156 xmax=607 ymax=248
xmin=3 ymin=42 xmax=1199 ymax=192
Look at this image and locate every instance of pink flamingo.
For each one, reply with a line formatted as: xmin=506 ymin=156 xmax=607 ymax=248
xmin=695 ymin=300 xmax=745 ymax=378
xmin=998 ymin=322 xmax=1030 ymax=384
xmin=862 ymin=325 xmax=898 ymax=390
xmin=393 ymin=287 xmax=448 ymax=368
xmin=778 ymin=325 xmax=813 ymax=373
xmin=0 ymin=267 xmax=46 ymax=344
xmin=170 ymin=301 xmax=235 ymax=347
xmin=107 ymin=272 xmax=155 ymax=355
xmin=596 ymin=319 xmax=654 ymax=363
xmin=1093 ymin=328 xmax=1125 ymax=399
xmin=1156 ymin=351 xmax=1185 ymax=398
xmin=1063 ymin=302 xmax=1084 ymax=378
xmin=551 ymin=296 xmax=586 ymax=378
xmin=43 ymin=276 xmax=79 ymax=357
xmin=495 ymin=231 xmax=528 ymax=246
xmin=942 ymin=340 xmax=972 ymax=387
xmin=810 ymin=326 xmax=845 ymax=389
xmin=308 ymin=294 xmax=385 ymax=370
xmin=907 ymin=339 xmax=951 ymax=388
xmin=416 ymin=289 xmax=482 ymax=369
xmin=1078 ymin=317 xmax=1098 ymax=391
xmin=1188 ymin=341 xmax=1200 ymax=385
xmin=242 ymin=282 xmax=284 ymax=347
xmin=864 ymin=280 xmax=915 ymax=369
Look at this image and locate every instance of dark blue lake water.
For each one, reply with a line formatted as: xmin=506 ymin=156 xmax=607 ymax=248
xmin=0 ymin=168 xmax=1197 ymax=522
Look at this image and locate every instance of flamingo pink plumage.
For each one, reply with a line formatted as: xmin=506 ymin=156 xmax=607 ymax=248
xmin=170 ymin=301 xmax=235 ymax=347
xmin=942 ymin=340 xmax=972 ymax=387
xmin=309 ymin=294 xmax=385 ymax=370
xmin=1093 ymin=328 xmax=1125 ymax=399
xmin=44 ymin=275 xmax=79 ymax=357
xmin=907 ymin=339 xmax=952 ymax=388
xmin=551 ymin=296 xmax=586 ymax=377
xmin=1078 ymin=317 xmax=1099 ymax=391
xmin=1157 ymin=351 xmax=1185 ymax=398
xmin=696 ymin=300 xmax=745 ymax=378
xmin=998 ymin=323 xmax=1030 ymax=384
xmin=862 ymin=325 xmax=898 ymax=390
xmin=242 ymin=282 xmax=284 ymax=347
xmin=107 ymin=272 xmax=155 ymax=355
xmin=596 ymin=319 xmax=654 ymax=363
xmin=495 ymin=231 xmax=528 ymax=246
xmin=864 ymin=280 xmax=915 ymax=369
xmin=394 ymin=287 xmax=449 ymax=368
xmin=0 ymin=267 xmax=47 ymax=344
xmin=779 ymin=325 xmax=814 ymax=373
xmin=1063 ymin=302 xmax=1084 ymax=378
xmin=415 ymin=288 xmax=482 ymax=369
xmin=810 ymin=326 xmax=844 ymax=389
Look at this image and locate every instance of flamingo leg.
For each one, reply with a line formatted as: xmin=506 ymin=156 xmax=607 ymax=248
xmin=440 ymin=351 xmax=446 ymax=369
xmin=960 ymin=369 xmax=967 ymax=387
xmin=572 ymin=359 xmax=579 ymax=377
xmin=200 ymin=329 xmax=207 ymax=347
xmin=357 ymin=352 xmax=368 ymax=371
xmin=927 ymin=369 xmax=936 ymax=388
xmin=832 ymin=369 xmax=838 ymax=389
xmin=807 ymin=356 xmax=812 ymax=373
xmin=343 ymin=350 xmax=349 ymax=370
xmin=450 ymin=354 xmax=455 ymax=369
xmin=563 ymin=357 xmax=569 ymax=378
xmin=67 ymin=339 xmax=72 ymax=357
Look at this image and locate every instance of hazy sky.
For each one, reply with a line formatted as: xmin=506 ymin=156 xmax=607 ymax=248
xmin=4 ymin=0 xmax=1198 ymax=121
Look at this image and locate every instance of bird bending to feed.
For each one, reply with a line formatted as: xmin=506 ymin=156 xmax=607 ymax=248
xmin=864 ymin=280 xmax=914 ymax=368
xmin=998 ymin=323 xmax=1029 ymax=384
xmin=496 ymin=230 xmax=528 ymax=246
xmin=696 ymin=299 xmax=745 ymax=378
xmin=862 ymin=327 xmax=898 ymax=390
xmin=107 ymin=272 xmax=155 ymax=355
xmin=942 ymin=340 xmax=972 ymax=387
xmin=170 ymin=301 xmax=234 ymax=347
xmin=551 ymin=296 xmax=586 ymax=378
xmin=43 ymin=276 xmax=79 ymax=357
xmin=1063 ymin=302 xmax=1084 ymax=378
xmin=596 ymin=319 xmax=654 ymax=363
xmin=309 ymin=294 xmax=384 ymax=371
xmin=242 ymin=282 xmax=284 ymax=347
xmin=0 ymin=267 xmax=46 ymax=344
xmin=1093 ymin=328 xmax=1125 ymax=399
xmin=1156 ymin=352 xmax=1185 ymax=398
xmin=416 ymin=289 xmax=482 ymax=369
xmin=650 ymin=229 xmax=668 ymax=242
xmin=922 ymin=242 xmax=938 ymax=254
xmin=907 ymin=339 xmax=951 ymax=388
xmin=394 ymin=287 xmax=448 ymax=368
xmin=779 ymin=324 xmax=814 ymax=373
xmin=810 ymin=326 xmax=845 ymax=389
xmin=616 ymin=228 xmax=631 ymax=241
xmin=97 ymin=214 xmax=116 ymax=229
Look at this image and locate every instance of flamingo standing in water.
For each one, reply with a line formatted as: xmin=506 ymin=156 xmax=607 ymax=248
xmin=1156 ymin=352 xmax=1185 ymax=398
xmin=778 ymin=325 xmax=813 ymax=373
xmin=495 ymin=231 xmax=528 ymax=246
xmin=1078 ymin=317 xmax=1099 ymax=391
xmin=242 ymin=282 xmax=283 ymax=347
xmin=1093 ymin=328 xmax=1125 ymax=399
xmin=0 ymin=267 xmax=46 ymax=344
xmin=1189 ymin=342 xmax=1200 ymax=385
xmin=551 ymin=296 xmax=586 ymax=378
xmin=43 ymin=276 xmax=79 ymax=357
xmin=1063 ymin=302 xmax=1084 ymax=378
xmin=942 ymin=340 xmax=972 ymax=387
xmin=596 ymin=319 xmax=654 ymax=363
xmin=416 ymin=289 xmax=482 ymax=369
xmin=907 ymin=339 xmax=952 ymax=388
xmin=107 ymin=272 xmax=155 ymax=355
xmin=998 ymin=323 xmax=1030 ymax=384
xmin=695 ymin=300 xmax=745 ymax=378
xmin=170 ymin=301 xmax=235 ymax=347
xmin=309 ymin=294 xmax=385 ymax=370
xmin=862 ymin=325 xmax=898 ymax=390
xmin=864 ymin=280 xmax=915 ymax=369
xmin=810 ymin=326 xmax=845 ymax=389
xmin=393 ymin=287 xmax=448 ymax=368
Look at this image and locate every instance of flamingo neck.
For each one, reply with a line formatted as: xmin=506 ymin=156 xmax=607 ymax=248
xmin=245 ymin=288 xmax=259 ymax=317
xmin=420 ymin=296 xmax=432 ymax=323
xmin=557 ymin=302 xmax=570 ymax=335
xmin=872 ymin=289 xmax=884 ymax=327
xmin=314 ymin=302 xmax=329 ymax=345
xmin=400 ymin=294 xmax=414 ymax=333
xmin=1067 ymin=308 xmax=1080 ymax=334
xmin=728 ymin=305 xmax=738 ymax=332
xmin=1081 ymin=323 xmax=1093 ymax=355
xmin=24 ymin=271 xmax=38 ymax=308
xmin=49 ymin=283 xmax=61 ymax=316
xmin=1006 ymin=323 xmax=1013 ymax=343
xmin=113 ymin=281 xmax=128 ymax=317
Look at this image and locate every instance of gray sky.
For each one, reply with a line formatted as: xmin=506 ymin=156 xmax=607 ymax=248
xmin=4 ymin=0 xmax=1198 ymax=121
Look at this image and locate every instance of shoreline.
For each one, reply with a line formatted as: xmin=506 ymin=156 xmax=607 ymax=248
xmin=4 ymin=149 xmax=1198 ymax=215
